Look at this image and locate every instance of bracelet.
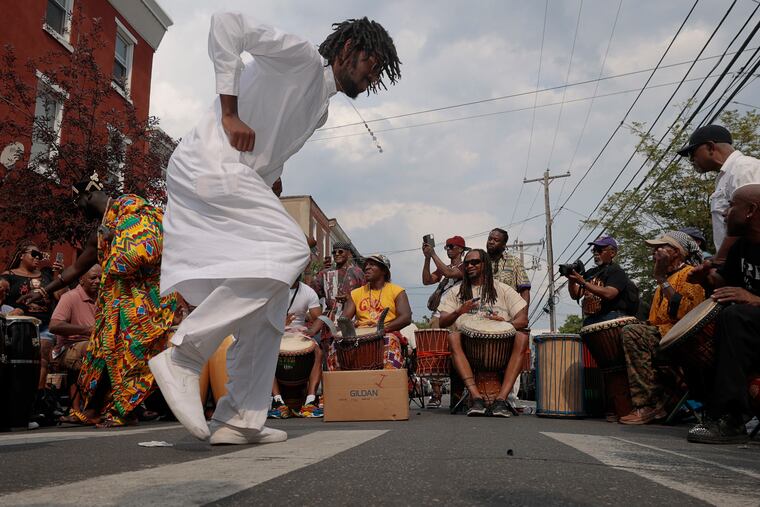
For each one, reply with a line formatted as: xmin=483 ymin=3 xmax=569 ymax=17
xmin=58 ymin=273 xmax=65 ymax=285
xmin=660 ymin=281 xmax=671 ymax=289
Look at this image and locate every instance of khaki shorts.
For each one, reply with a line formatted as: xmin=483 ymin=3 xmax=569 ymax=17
xmin=61 ymin=341 xmax=89 ymax=371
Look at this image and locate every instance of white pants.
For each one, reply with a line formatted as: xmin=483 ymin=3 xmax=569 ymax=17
xmin=170 ymin=278 xmax=288 ymax=430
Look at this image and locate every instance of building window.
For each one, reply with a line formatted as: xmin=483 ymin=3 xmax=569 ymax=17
xmin=112 ymin=18 xmax=137 ymax=96
xmin=30 ymin=73 xmax=66 ymax=175
xmin=45 ymin=0 xmax=73 ymax=39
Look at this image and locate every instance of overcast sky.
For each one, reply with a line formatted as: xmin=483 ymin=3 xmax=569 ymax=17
xmin=149 ymin=0 xmax=760 ymax=330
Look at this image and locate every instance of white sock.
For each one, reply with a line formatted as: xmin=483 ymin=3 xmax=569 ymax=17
xmin=304 ymin=394 xmax=316 ymax=405
xmin=273 ymin=395 xmax=284 ymax=404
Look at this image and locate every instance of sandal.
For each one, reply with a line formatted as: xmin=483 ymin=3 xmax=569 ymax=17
xmin=59 ymin=409 xmax=98 ymax=426
xmin=95 ymin=415 xmax=138 ymax=429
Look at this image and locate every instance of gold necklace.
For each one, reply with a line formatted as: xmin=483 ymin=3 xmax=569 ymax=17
xmin=368 ymin=283 xmax=384 ymax=310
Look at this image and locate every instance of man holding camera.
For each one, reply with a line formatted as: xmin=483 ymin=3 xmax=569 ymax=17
xmin=565 ymin=236 xmax=638 ymax=326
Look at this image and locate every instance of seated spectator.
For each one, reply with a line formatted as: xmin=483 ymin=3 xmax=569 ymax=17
xmin=50 ymin=265 xmax=101 ymax=421
xmin=687 ymin=184 xmax=760 ymax=444
xmin=0 ymin=276 xmax=23 ymax=315
xmin=337 ymin=254 xmax=412 ymax=369
xmin=619 ymin=231 xmax=705 ymax=425
xmin=3 ymin=240 xmax=64 ymax=419
xmin=564 ymin=236 xmax=639 ymax=326
xmin=438 ymin=249 xmax=528 ymax=417
xmin=269 ymin=278 xmax=324 ymax=419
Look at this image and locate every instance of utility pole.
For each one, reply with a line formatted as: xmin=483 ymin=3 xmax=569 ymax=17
xmin=507 ymin=239 xmax=544 ymax=266
xmin=523 ymin=169 xmax=570 ymax=331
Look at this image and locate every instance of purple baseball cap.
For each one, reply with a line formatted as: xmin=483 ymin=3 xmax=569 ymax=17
xmin=588 ymin=235 xmax=618 ymax=249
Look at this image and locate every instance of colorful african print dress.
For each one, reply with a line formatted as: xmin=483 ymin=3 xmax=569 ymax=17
xmin=77 ymin=195 xmax=177 ymax=423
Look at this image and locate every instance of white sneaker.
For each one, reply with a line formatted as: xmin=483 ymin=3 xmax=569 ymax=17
xmin=209 ymin=421 xmax=287 ymax=446
xmin=27 ymin=421 xmax=39 ymax=430
xmin=148 ymin=349 xmax=209 ymax=440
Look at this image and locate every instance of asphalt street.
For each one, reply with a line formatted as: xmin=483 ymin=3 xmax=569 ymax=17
xmin=1 ymin=401 xmax=758 ymax=506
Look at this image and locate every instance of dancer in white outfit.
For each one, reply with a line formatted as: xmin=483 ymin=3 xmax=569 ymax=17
xmin=149 ymin=11 xmax=401 ymax=444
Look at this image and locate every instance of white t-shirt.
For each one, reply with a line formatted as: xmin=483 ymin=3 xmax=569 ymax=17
xmin=287 ymin=282 xmax=321 ymax=328
xmin=711 ymin=150 xmax=760 ymax=250
xmin=438 ymin=280 xmax=527 ymax=330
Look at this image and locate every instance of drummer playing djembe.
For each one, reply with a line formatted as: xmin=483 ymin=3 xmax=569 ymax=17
xmin=439 ymin=249 xmax=528 ymax=417
xmin=269 ymin=279 xmax=325 ymax=419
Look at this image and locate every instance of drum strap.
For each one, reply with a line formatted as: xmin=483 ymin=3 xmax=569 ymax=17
xmin=287 ymin=283 xmax=300 ymax=313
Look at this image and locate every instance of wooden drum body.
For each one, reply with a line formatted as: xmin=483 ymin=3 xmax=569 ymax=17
xmin=459 ymin=315 xmax=516 ymax=372
xmin=276 ymin=332 xmax=316 ymax=386
xmin=335 ymin=328 xmax=384 ymax=371
xmin=414 ymin=328 xmax=451 ymax=377
xmin=579 ymin=317 xmax=638 ymax=418
xmin=660 ymin=299 xmax=721 ymax=374
xmin=0 ymin=316 xmax=41 ymax=428
xmin=534 ymin=334 xmax=585 ymax=418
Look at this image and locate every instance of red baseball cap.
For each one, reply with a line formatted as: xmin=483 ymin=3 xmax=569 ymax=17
xmin=445 ymin=236 xmax=466 ymax=248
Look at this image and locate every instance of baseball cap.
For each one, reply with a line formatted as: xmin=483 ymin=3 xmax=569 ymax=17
xmin=588 ymin=235 xmax=618 ymax=250
xmin=679 ymin=226 xmax=706 ymax=245
xmin=676 ymin=124 xmax=732 ymax=157
xmin=445 ymin=236 xmax=466 ymax=248
xmin=645 ymin=232 xmax=687 ymax=256
xmin=364 ymin=253 xmax=391 ymax=272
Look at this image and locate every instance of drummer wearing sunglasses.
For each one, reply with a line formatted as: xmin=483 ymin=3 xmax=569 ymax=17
xmin=438 ymin=249 xmax=528 ymax=417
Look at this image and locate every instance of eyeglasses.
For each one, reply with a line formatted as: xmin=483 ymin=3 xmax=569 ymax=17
xmin=444 ymin=244 xmax=460 ymax=250
xmin=332 ymin=249 xmax=347 ymax=255
xmin=27 ymin=250 xmax=43 ymax=260
xmin=462 ymin=259 xmax=482 ymax=267
xmin=592 ymin=246 xmax=611 ymax=253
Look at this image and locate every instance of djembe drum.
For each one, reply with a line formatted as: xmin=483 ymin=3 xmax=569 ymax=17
xmin=335 ymin=327 xmax=385 ymax=370
xmin=414 ymin=328 xmax=451 ymax=377
xmin=579 ymin=316 xmax=638 ymax=418
xmin=659 ymin=299 xmax=723 ymax=395
xmin=0 ymin=315 xmax=41 ymax=429
xmin=534 ymin=334 xmax=585 ymax=418
xmin=458 ymin=314 xmax=517 ymax=405
xmin=276 ymin=332 xmax=316 ymax=385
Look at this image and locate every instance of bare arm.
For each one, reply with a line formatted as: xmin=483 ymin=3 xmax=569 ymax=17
xmin=713 ymin=236 xmax=738 ymax=266
xmin=422 ymin=255 xmax=440 ymax=285
xmin=384 ymin=292 xmax=412 ymax=332
xmin=342 ymin=297 xmax=356 ymax=320
xmin=511 ymin=306 xmax=529 ymax=330
xmin=305 ymin=306 xmax=324 ymax=336
xmin=519 ymin=288 xmax=530 ymax=306
xmin=220 ymin=94 xmax=255 ymax=152
xmin=49 ymin=319 xmax=91 ymax=337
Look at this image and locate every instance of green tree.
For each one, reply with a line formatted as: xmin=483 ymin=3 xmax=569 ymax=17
xmin=586 ymin=108 xmax=760 ymax=303
xmin=559 ymin=314 xmax=583 ymax=334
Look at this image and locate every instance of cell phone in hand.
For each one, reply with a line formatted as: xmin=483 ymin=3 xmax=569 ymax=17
xmin=471 ymin=297 xmax=481 ymax=303
xmin=55 ymin=252 xmax=64 ymax=264
xmin=423 ymin=234 xmax=435 ymax=248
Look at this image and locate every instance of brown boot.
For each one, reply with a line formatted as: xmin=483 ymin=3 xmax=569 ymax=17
xmin=619 ymin=406 xmax=667 ymax=425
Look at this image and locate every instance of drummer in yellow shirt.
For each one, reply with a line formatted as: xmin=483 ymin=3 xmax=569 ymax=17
xmin=340 ymin=254 xmax=412 ymax=369
xmin=438 ymin=249 xmax=529 ymax=418
xmin=618 ymin=231 xmax=705 ymax=425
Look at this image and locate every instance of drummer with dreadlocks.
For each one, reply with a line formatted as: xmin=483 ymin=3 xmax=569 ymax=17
xmin=150 ymin=12 xmax=401 ymax=445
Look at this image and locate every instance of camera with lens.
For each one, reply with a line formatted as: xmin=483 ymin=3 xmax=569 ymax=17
xmin=558 ymin=259 xmax=585 ymax=277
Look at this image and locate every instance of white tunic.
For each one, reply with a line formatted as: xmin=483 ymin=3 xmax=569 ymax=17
xmin=160 ymin=11 xmax=338 ymax=303
xmin=710 ymin=150 xmax=760 ymax=250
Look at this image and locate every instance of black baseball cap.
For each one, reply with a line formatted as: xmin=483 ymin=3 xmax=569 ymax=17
xmin=676 ymin=124 xmax=732 ymax=157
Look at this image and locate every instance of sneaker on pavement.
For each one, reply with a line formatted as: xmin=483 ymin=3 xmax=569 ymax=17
xmin=209 ymin=421 xmax=288 ymax=446
xmin=148 ymin=349 xmax=209 ymax=440
xmin=427 ymin=397 xmax=441 ymax=409
xmin=605 ymin=412 xmax=619 ymax=423
xmin=467 ymin=398 xmax=487 ymax=417
xmin=687 ymin=414 xmax=748 ymax=444
xmin=295 ymin=402 xmax=323 ymax=418
xmin=490 ymin=399 xmax=512 ymax=418
xmin=267 ymin=400 xmax=291 ymax=419
xmin=619 ymin=406 xmax=667 ymax=425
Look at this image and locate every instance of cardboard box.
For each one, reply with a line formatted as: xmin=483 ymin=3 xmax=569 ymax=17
xmin=323 ymin=369 xmax=409 ymax=422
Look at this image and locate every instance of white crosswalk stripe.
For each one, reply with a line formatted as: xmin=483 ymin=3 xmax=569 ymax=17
xmin=542 ymin=432 xmax=760 ymax=507
xmin=0 ymin=430 xmax=387 ymax=507
xmin=0 ymin=424 xmax=183 ymax=447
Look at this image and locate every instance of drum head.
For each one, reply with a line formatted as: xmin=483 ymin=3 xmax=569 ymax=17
xmin=660 ymin=299 xmax=720 ymax=350
xmin=280 ymin=332 xmax=316 ymax=355
xmin=3 ymin=315 xmax=41 ymax=326
xmin=458 ymin=314 xmax=516 ymax=336
xmin=579 ymin=316 xmax=637 ymax=335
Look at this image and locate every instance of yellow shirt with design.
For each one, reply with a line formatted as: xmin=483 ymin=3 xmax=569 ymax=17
xmin=351 ymin=282 xmax=405 ymax=328
xmin=648 ymin=265 xmax=706 ymax=336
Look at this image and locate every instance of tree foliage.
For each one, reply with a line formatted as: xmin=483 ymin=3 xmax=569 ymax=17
xmin=558 ymin=314 xmax=583 ymax=334
xmin=585 ymin=108 xmax=760 ymax=303
xmin=0 ymin=9 xmax=174 ymax=248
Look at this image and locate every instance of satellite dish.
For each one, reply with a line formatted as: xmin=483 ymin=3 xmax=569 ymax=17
xmin=0 ymin=142 xmax=24 ymax=169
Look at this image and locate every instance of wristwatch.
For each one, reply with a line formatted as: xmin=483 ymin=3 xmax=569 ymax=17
xmin=660 ymin=281 xmax=671 ymax=289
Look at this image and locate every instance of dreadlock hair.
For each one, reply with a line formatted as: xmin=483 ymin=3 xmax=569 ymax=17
xmin=5 ymin=240 xmax=38 ymax=272
xmin=491 ymin=228 xmax=509 ymax=243
xmin=458 ymin=249 xmax=498 ymax=306
xmin=318 ymin=17 xmax=401 ymax=93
